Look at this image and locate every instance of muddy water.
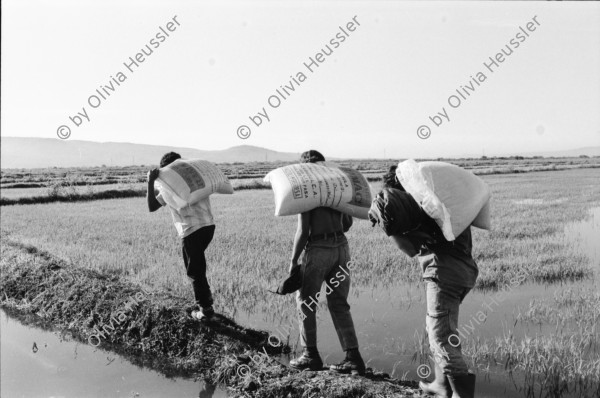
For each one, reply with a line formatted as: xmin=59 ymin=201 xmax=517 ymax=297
xmin=563 ymin=207 xmax=600 ymax=272
xmin=239 ymin=207 xmax=600 ymax=398
xmin=0 ymin=309 xmax=227 ymax=398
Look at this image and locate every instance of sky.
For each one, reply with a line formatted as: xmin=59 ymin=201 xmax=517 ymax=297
xmin=2 ymin=0 xmax=600 ymax=159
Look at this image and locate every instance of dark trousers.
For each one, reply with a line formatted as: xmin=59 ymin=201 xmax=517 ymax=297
xmin=182 ymin=225 xmax=215 ymax=309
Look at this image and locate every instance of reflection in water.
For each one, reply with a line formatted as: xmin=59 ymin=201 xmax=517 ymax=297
xmin=0 ymin=309 xmax=227 ymax=398
xmin=563 ymin=206 xmax=600 ymax=270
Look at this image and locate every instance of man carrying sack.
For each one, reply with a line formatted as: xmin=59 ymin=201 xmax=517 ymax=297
xmin=285 ymin=150 xmax=366 ymax=375
xmin=369 ymin=166 xmax=478 ymax=398
xmin=146 ymin=152 xmax=219 ymax=322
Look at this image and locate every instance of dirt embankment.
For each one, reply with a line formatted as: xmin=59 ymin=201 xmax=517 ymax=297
xmin=0 ymin=240 xmax=423 ymax=397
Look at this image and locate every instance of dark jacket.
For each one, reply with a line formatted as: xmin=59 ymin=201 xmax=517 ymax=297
xmin=369 ymin=188 xmax=477 ymax=288
xmin=368 ymin=188 xmax=442 ymax=238
xmin=368 ymin=188 xmax=420 ymax=235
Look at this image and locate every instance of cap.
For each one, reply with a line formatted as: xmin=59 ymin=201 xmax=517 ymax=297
xmin=271 ymin=264 xmax=302 ymax=295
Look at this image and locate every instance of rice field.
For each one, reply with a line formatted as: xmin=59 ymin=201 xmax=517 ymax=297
xmin=1 ymin=167 xmax=599 ymax=397
xmin=1 ymin=156 xmax=597 ymax=188
xmin=1 ymin=169 xmax=597 ymax=293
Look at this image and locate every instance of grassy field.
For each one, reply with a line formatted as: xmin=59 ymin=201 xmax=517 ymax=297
xmin=1 ymin=169 xmax=598 ymax=296
xmin=1 ymin=167 xmax=599 ymax=396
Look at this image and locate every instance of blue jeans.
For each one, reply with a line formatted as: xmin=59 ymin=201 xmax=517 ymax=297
xmin=296 ymin=238 xmax=359 ymax=351
xmin=425 ymin=279 xmax=471 ymax=376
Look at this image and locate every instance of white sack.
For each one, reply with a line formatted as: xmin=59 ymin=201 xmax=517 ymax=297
xmin=264 ymin=163 xmax=373 ymax=219
xmin=396 ymin=159 xmax=491 ymax=241
xmin=156 ymin=159 xmax=233 ymax=210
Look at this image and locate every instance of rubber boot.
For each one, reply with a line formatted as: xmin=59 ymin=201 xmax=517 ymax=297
xmin=419 ymin=362 xmax=452 ymax=397
xmin=447 ymin=373 xmax=476 ymax=398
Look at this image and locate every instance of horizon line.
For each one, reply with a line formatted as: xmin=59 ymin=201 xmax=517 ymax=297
xmin=1 ymin=135 xmax=599 ymax=161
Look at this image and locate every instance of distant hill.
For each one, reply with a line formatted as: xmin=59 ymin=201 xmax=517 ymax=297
xmin=0 ymin=137 xmax=300 ymax=169
xmin=1 ymin=137 xmax=598 ymax=169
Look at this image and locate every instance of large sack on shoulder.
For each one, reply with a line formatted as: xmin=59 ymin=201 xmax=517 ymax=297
xmin=156 ymin=159 xmax=233 ymax=210
xmin=396 ymin=159 xmax=491 ymax=241
xmin=264 ymin=162 xmax=373 ymax=219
